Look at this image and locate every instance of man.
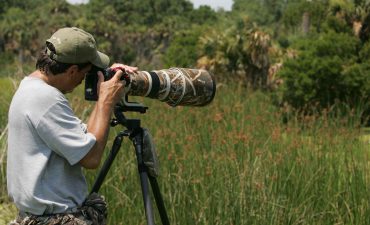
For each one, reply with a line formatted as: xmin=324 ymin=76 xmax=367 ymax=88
xmin=7 ymin=27 xmax=136 ymax=225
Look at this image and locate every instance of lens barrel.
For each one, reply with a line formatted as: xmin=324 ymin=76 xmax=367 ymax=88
xmin=127 ymin=68 xmax=216 ymax=107
xmin=85 ymin=67 xmax=216 ymax=106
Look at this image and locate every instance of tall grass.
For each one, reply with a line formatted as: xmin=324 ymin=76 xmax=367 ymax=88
xmin=0 ymin=79 xmax=369 ymax=225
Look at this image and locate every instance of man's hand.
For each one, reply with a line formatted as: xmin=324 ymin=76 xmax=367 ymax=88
xmin=110 ymin=63 xmax=138 ymax=74
xmin=81 ymin=63 xmax=138 ymax=169
xmin=97 ymin=69 xmax=125 ymax=107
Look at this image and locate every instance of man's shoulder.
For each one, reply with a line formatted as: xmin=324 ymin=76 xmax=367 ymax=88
xmin=9 ymin=77 xmax=67 ymax=122
xmin=16 ymin=77 xmax=65 ymax=104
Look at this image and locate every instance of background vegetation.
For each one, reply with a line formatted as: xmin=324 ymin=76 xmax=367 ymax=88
xmin=0 ymin=0 xmax=369 ymax=224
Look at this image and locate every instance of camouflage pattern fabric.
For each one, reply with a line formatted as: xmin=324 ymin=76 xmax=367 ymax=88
xmin=10 ymin=213 xmax=90 ymax=225
xmin=128 ymin=68 xmax=216 ymax=107
xmin=9 ymin=193 xmax=107 ymax=225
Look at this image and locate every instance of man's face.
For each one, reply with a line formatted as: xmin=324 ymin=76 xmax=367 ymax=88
xmin=65 ymin=64 xmax=92 ymax=93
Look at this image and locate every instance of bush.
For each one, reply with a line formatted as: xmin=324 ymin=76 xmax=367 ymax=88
xmin=163 ymin=28 xmax=202 ymax=68
xmin=279 ymin=31 xmax=370 ymax=119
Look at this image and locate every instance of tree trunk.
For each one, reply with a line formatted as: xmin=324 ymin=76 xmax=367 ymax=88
xmin=353 ymin=21 xmax=362 ymax=37
xmin=302 ymin=12 xmax=311 ymax=35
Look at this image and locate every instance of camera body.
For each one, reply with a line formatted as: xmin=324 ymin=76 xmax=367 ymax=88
xmin=85 ymin=66 xmax=130 ymax=101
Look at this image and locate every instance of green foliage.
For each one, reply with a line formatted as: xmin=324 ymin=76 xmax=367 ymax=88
xmin=2 ymin=82 xmax=369 ymax=224
xmin=359 ymin=40 xmax=370 ymax=60
xmin=281 ymin=0 xmax=328 ymax=32
xmin=1 ymin=1 xmax=370 ymax=223
xmin=0 ymin=7 xmax=38 ymax=50
xmin=163 ymin=28 xmax=202 ymax=68
xmin=0 ymin=78 xmax=16 ymax=126
xmin=279 ymin=31 xmax=370 ymax=114
xmin=0 ymin=52 xmax=13 ymax=67
xmin=0 ymin=0 xmax=79 ymax=66
xmin=323 ymin=15 xmax=353 ymax=33
xmin=197 ymin=17 xmax=272 ymax=88
xmin=189 ymin=5 xmax=218 ymax=25
xmin=232 ymin=0 xmax=284 ymax=26
xmin=0 ymin=0 xmax=368 ymax=110
xmin=0 ymin=0 xmax=44 ymax=15
xmin=329 ymin=0 xmax=356 ymax=12
xmin=88 ymin=0 xmax=193 ymax=26
xmin=0 ymin=0 xmax=218 ymax=70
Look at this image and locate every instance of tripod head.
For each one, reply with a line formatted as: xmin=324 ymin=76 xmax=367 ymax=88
xmin=120 ymin=95 xmax=148 ymax=113
xmin=111 ymin=95 xmax=148 ymax=128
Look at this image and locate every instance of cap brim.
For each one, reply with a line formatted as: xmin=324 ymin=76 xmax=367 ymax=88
xmin=91 ymin=51 xmax=110 ymax=69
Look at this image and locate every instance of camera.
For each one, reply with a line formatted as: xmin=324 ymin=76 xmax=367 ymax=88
xmin=85 ymin=66 xmax=216 ymax=107
xmin=84 ymin=66 xmax=131 ymax=101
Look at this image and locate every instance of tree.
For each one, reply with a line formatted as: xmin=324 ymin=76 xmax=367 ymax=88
xmin=198 ymin=17 xmax=271 ymax=89
xmin=278 ymin=31 xmax=370 ymax=115
xmin=0 ymin=8 xmax=39 ymax=63
xmin=88 ymin=0 xmax=193 ymax=26
xmin=0 ymin=0 xmax=44 ymax=15
xmin=282 ymin=0 xmax=328 ymax=34
xmin=189 ymin=5 xmax=218 ymax=25
xmin=163 ymin=27 xmax=202 ymax=68
xmin=232 ymin=0 xmax=284 ymax=26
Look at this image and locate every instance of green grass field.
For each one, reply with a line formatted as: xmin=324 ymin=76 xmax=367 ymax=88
xmin=0 ymin=77 xmax=369 ymax=225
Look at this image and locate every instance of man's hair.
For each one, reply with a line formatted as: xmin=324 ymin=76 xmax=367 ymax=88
xmin=36 ymin=42 xmax=90 ymax=75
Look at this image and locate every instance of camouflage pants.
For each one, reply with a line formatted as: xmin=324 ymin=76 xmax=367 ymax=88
xmin=9 ymin=193 xmax=107 ymax=225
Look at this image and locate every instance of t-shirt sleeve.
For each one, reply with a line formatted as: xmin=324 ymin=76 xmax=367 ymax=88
xmin=35 ymin=101 xmax=96 ymax=165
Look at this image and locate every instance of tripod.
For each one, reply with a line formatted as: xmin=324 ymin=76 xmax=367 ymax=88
xmin=90 ymin=100 xmax=170 ymax=225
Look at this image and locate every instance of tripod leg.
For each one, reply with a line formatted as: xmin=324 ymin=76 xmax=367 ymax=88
xmin=133 ymin=132 xmax=156 ymax=225
xmin=148 ymin=176 xmax=170 ymax=225
xmin=90 ymin=134 xmax=124 ymax=194
xmin=139 ymin=166 xmax=156 ymax=225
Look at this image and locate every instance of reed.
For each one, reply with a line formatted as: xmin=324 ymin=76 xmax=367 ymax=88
xmin=0 ymin=79 xmax=369 ymax=225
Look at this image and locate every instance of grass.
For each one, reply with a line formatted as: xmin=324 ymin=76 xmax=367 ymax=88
xmin=0 ymin=77 xmax=369 ymax=225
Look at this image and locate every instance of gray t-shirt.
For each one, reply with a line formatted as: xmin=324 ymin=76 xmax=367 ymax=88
xmin=7 ymin=76 xmax=96 ymax=215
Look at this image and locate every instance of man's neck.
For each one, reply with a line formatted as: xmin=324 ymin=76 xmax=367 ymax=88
xmin=29 ymin=70 xmax=68 ymax=93
xmin=29 ymin=70 xmax=46 ymax=80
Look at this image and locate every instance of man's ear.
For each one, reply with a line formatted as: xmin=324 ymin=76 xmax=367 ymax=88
xmin=66 ymin=65 xmax=79 ymax=78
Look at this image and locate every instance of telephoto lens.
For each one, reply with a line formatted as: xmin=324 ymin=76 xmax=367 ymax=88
xmin=127 ymin=68 xmax=216 ymax=107
xmin=85 ymin=67 xmax=216 ymax=107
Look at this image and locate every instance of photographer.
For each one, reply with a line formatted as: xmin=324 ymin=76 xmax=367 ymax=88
xmin=7 ymin=27 xmax=136 ymax=225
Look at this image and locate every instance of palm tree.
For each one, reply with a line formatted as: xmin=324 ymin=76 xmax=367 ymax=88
xmin=239 ymin=25 xmax=271 ymax=89
xmin=197 ymin=18 xmax=271 ymax=89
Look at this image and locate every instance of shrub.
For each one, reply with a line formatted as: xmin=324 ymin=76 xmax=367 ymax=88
xmin=278 ymin=31 xmax=370 ymax=121
xmin=163 ymin=28 xmax=202 ymax=68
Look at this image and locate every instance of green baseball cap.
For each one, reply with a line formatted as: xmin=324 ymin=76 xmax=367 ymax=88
xmin=46 ymin=27 xmax=109 ymax=68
